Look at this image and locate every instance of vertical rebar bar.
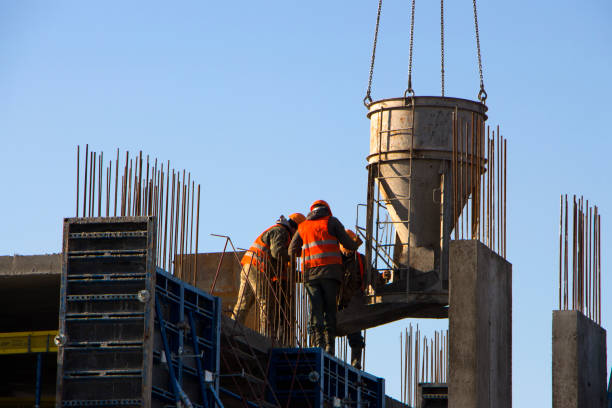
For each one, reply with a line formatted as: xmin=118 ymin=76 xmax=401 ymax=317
xmin=76 ymin=146 xmax=80 ymax=217
xmin=83 ymin=145 xmax=88 ymax=217
xmin=98 ymin=151 xmax=103 ymax=217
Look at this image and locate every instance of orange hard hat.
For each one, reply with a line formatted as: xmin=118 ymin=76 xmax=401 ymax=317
xmin=289 ymin=212 xmax=306 ymax=226
xmin=310 ymin=200 xmax=331 ymax=214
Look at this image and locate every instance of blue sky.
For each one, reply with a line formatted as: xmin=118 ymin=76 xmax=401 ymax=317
xmin=1 ymin=1 xmax=611 ymax=405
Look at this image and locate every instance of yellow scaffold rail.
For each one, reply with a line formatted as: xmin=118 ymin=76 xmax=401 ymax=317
xmin=0 ymin=330 xmax=58 ymax=355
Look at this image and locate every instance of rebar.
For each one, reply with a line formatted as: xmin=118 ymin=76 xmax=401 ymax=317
xmin=450 ymin=122 xmax=506 ymax=255
xmin=558 ymin=194 xmax=602 ymax=323
xmin=399 ymin=325 xmax=448 ymax=406
xmin=74 ymin=146 xmax=201 ymax=277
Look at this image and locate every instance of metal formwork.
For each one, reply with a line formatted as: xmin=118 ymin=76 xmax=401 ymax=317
xmin=56 ymin=217 xmax=221 ymax=408
xmin=268 ymin=348 xmax=385 ymax=408
xmin=153 ymin=268 xmax=222 ymax=408
xmin=417 ymin=383 xmax=447 ymax=408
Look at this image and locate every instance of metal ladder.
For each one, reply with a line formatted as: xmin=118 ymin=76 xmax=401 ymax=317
xmin=364 ymin=101 xmax=416 ymax=296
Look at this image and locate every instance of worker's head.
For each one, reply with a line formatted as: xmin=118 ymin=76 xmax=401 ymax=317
xmin=310 ymin=199 xmax=331 ymax=215
xmin=340 ymin=229 xmax=361 ymax=256
xmin=288 ymin=213 xmax=306 ymax=230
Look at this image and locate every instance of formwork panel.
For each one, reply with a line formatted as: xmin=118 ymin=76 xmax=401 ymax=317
xmin=57 ymin=217 xmax=156 ymax=407
xmin=151 ymin=268 xmax=221 ymax=408
xmin=268 ymin=348 xmax=385 ymax=408
xmin=57 ymin=217 xmax=221 ymax=408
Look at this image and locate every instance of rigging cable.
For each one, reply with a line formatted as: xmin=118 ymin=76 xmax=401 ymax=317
xmin=364 ymin=0 xmax=384 ymax=106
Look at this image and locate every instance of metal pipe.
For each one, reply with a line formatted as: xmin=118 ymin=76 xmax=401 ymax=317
xmin=559 ymin=195 xmax=563 ymax=310
xmin=564 ymin=195 xmax=568 ymax=309
xmin=503 ymin=137 xmax=507 ymax=256
xmin=138 ymin=151 xmax=143 ymax=215
xmin=169 ymin=171 xmax=176 ymax=273
xmin=190 ymin=181 xmax=195 ymax=257
xmin=90 ymin=151 xmax=95 ymax=217
xmin=83 ymin=144 xmax=88 ymax=217
xmin=173 ymin=174 xmax=181 ymax=275
xmin=164 ymin=163 xmax=170 ymax=270
xmin=98 ymin=151 xmax=103 ymax=217
xmin=127 ymin=160 xmax=133 ymax=217
xmin=452 ymin=111 xmax=457 ymax=240
xmin=470 ymin=114 xmax=475 ymax=238
xmin=76 ymin=146 xmax=80 ymax=217
xmin=35 ymin=353 xmax=42 ymax=408
xmin=106 ymin=162 xmax=110 ymax=217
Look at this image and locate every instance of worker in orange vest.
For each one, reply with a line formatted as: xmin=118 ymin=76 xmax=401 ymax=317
xmin=337 ymin=229 xmax=390 ymax=369
xmin=233 ymin=213 xmax=306 ymax=335
xmin=289 ymin=200 xmax=360 ymax=354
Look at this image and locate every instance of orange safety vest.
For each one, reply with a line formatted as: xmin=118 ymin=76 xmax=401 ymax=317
xmin=298 ymin=216 xmax=342 ymax=270
xmin=241 ymin=224 xmax=290 ymax=279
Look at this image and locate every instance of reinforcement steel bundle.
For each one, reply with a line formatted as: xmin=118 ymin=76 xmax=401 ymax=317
xmin=558 ymin=194 xmax=602 ymax=324
xmin=400 ymin=325 xmax=448 ymax=406
xmin=452 ymin=118 xmax=507 ymax=258
xmin=75 ymin=145 xmax=201 ymax=283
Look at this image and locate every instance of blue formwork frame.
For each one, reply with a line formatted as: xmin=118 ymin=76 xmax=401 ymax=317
xmin=56 ymin=217 xmax=221 ymax=408
xmin=153 ymin=268 xmax=222 ymax=408
xmin=268 ymin=348 xmax=385 ymax=408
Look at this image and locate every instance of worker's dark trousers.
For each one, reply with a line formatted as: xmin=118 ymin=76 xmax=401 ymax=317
xmin=347 ymin=331 xmax=364 ymax=368
xmin=347 ymin=331 xmax=364 ymax=350
xmin=304 ymin=278 xmax=340 ymax=344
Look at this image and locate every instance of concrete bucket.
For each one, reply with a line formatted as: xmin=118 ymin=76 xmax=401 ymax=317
xmin=366 ymin=96 xmax=487 ymax=290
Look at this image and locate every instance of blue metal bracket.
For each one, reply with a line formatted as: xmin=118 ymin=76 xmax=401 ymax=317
xmin=155 ymin=293 xmax=181 ymax=404
xmin=188 ymin=310 xmax=211 ymax=408
xmin=35 ymin=353 xmax=42 ymax=408
xmin=208 ymin=386 xmax=224 ymax=408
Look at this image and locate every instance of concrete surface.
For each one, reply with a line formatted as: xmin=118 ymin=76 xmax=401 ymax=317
xmin=337 ymin=292 xmax=447 ymax=336
xmin=0 ymin=254 xmax=61 ymax=276
xmin=448 ymin=240 xmax=512 ymax=408
xmin=0 ymin=254 xmax=61 ymax=332
xmin=552 ymin=310 xmax=607 ymax=408
xmin=183 ymin=252 xmax=244 ymax=312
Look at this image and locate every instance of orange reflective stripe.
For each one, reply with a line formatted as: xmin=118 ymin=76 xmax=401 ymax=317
xmin=298 ymin=216 xmax=342 ymax=269
xmin=240 ymin=224 xmax=291 ymax=276
xmin=241 ymin=225 xmax=275 ymax=270
xmin=302 ymin=239 xmax=337 ymax=249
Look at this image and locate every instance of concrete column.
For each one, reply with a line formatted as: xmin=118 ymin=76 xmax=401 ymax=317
xmin=552 ymin=310 xmax=607 ymax=408
xmin=448 ymin=240 xmax=512 ymax=408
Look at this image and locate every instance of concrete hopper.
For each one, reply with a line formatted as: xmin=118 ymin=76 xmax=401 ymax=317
xmin=365 ymin=96 xmax=487 ymax=298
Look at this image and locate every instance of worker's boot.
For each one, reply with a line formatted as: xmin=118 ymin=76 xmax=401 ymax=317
xmin=350 ymin=347 xmax=362 ymax=370
xmin=309 ymin=326 xmax=324 ymax=348
xmin=323 ymin=331 xmax=335 ymax=355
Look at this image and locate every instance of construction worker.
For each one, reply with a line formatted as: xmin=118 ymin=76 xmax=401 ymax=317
xmin=288 ymin=200 xmax=360 ymax=354
xmin=337 ymin=229 xmax=390 ymax=369
xmin=232 ymin=213 xmax=306 ymax=335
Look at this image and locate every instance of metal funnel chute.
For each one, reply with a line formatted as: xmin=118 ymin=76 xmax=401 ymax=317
xmin=364 ymin=96 xmax=487 ymax=295
xmin=336 ymin=0 xmax=509 ymax=333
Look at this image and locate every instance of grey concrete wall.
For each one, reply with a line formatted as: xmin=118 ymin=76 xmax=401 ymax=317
xmin=552 ymin=310 xmax=607 ymax=408
xmin=448 ymin=240 xmax=512 ymax=408
xmin=0 ymin=254 xmax=61 ymax=276
xmin=0 ymin=254 xmax=62 ymax=331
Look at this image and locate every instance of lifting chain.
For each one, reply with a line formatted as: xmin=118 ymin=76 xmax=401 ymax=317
xmin=472 ymin=0 xmax=487 ymax=103
xmin=440 ymin=0 xmax=445 ymax=97
xmin=364 ymin=0 xmax=383 ymax=107
xmin=404 ymin=0 xmax=416 ymax=100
